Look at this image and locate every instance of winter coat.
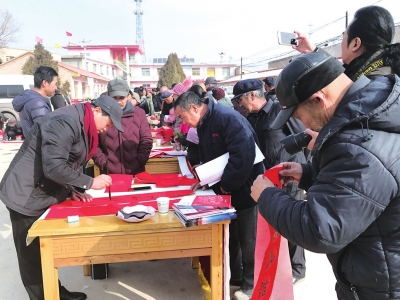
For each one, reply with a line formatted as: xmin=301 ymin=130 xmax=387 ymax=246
xmin=247 ymin=100 xmax=307 ymax=199
xmin=197 ymin=98 xmax=264 ymax=210
xmin=12 ymin=89 xmax=52 ymax=137
xmin=258 ymin=75 xmax=400 ymax=300
xmin=92 ymin=102 xmax=153 ymax=175
xmin=0 ymin=104 xmax=93 ymax=217
xmin=217 ymin=97 xmax=233 ymax=109
xmin=153 ymin=93 xmax=162 ymax=112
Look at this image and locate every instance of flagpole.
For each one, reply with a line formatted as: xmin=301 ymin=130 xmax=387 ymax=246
xmin=80 ymin=39 xmax=91 ymax=71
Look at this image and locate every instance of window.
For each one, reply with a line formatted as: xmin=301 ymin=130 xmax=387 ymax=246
xmin=142 ymin=84 xmax=150 ymax=88
xmin=153 ymin=58 xmax=167 ymax=63
xmin=0 ymin=85 xmax=24 ymax=98
xmin=106 ymin=66 xmax=109 ymax=76
xmin=222 ymin=67 xmax=230 ymax=76
xmin=192 ymin=68 xmax=200 ymax=76
xmin=142 ymin=68 xmax=150 ymax=76
xmin=93 ymin=64 xmax=97 ymax=73
xmin=157 ymin=68 xmax=161 ymax=75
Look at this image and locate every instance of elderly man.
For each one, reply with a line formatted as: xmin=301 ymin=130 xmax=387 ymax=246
xmin=174 ymin=91 xmax=264 ymax=300
xmin=93 ymin=79 xmax=152 ymax=175
xmin=0 ymin=95 xmax=123 ymax=300
xmin=233 ymin=78 xmax=307 ymax=284
xmin=251 ymin=52 xmax=400 ymax=299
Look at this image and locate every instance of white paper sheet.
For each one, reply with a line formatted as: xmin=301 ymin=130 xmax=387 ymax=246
xmin=196 ymin=143 xmax=264 ymax=186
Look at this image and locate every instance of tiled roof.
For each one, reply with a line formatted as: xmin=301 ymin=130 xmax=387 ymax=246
xmin=58 ymin=61 xmax=109 ymax=82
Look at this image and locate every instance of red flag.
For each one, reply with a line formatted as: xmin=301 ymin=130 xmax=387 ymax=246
xmin=66 ymin=31 xmax=72 ymax=36
xmin=35 ymin=36 xmax=43 ymax=44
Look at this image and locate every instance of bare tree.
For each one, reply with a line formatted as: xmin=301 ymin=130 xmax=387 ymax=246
xmin=0 ymin=10 xmax=21 ymax=48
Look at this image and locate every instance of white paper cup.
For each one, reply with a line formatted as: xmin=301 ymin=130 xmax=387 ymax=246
xmin=157 ymin=197 xmax=170 ymax=214
xmin=156 ymin=138 xmax=162 ymax=146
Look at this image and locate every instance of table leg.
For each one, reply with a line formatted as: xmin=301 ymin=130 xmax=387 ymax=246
xmin=211 ymin=223 xmax=223 ymax=300
xmin=83 ymin=265 xmax=91 ymax=276
xmin=191 ymin=257 xmax=200 ymax=269
xmin=40 ymin=237 xmax=59 ymax=299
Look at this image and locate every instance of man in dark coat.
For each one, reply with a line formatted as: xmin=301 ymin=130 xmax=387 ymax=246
xmin=251 ymin=52 xmax=400 ymax=300
xmin=174 ymin=91 xmax=265 ymax=300
xmin=233 ymin=78 xmax=307 ymax=284
xmin=12 ymin=66 xmax=58 ymax=136
xmin=93 ymin=79 xmax=152 ymax=175
xmin=0 ymin=95 xmax=123 ymax=300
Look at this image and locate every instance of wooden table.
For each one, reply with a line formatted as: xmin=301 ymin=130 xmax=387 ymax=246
xmin=28 ymin=212 xmax=227 ymax=300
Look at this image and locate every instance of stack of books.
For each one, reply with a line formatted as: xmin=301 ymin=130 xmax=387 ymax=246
xmin=173 ymin=195 xmax=236 ymax=227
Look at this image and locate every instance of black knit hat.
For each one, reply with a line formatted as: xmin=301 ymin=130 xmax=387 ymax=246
xmin=271 ymin=52 xmax=345 ymax=130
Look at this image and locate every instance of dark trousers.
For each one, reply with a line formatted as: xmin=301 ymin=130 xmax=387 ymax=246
xmin=229 ymin=205 xmax=258 ymax=290
xmin=8 ymin=208 xmax=63 ymax=300
xmin=288 ymin=241 xmax=306 ymax=279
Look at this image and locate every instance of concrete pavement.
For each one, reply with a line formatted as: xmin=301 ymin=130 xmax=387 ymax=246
xmin=0 ymin=141 xmax=338 ymax=300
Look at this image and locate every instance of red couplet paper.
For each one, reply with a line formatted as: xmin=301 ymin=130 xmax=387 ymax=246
xmin=135 ymin=172 xmax=198 ymax=187
xmin=105 ymin=174 xmax=133 ymax=192
xmin=45 ymin=189 xmax=194 ymax=219
xmin=252 ymin=163 xmax=286 ymax=300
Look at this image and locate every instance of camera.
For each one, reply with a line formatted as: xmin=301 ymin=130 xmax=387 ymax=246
xmin=280 ymin=131 xmax=312 ymax=156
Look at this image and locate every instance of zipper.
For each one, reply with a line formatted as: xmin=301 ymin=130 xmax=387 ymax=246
xmin=350 ymin=284 xmax=360 ymax=300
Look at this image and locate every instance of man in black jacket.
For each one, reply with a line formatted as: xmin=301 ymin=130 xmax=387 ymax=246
xmin=233 ymin=78 xmax=307 ymax=284
xmin=0 ymin=95 xmax=123 ymax=300
xmin=251 ymin=52 xmax=400 ymax=299
xmin=174 ymin=91 xmax=264 ymax=300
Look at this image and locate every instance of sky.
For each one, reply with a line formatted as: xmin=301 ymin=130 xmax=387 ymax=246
xmin=2 ymin=0 xmax=399 ymax=70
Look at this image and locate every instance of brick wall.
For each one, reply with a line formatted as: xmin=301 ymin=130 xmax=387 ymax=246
xmin=0 ymin=53 xmax=33 ymax=74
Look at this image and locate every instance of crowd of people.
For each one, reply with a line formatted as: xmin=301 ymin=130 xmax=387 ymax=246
xmin=1 ymin=4 xmax=400 ymax=300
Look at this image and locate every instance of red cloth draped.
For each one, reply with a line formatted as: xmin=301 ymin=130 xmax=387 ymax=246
xmin=45 ymin=189 xmax=194 ymax=219
xmin=83 ymin=102 xmax=98 ymax=160
xmin=253 ymin=164 xmax=286 ymax=299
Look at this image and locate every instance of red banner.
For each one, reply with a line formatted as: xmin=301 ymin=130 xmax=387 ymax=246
xmin=253 ymin=164 xmax=285 ymax=300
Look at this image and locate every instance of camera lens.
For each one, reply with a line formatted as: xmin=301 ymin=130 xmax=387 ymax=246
xmin=280 ymin=131 xmax=312 ymax=156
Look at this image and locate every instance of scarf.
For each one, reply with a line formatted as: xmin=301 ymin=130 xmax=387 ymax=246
xmin=83 ymin=102 xmax=98 ymax=160
xmin=343 ymin=49 xmax=386 ymax=81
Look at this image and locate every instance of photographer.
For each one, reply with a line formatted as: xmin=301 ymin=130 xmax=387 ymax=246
xmin=293 ymin=5 xmax=400 ymax=80
xmin=251 ymin=52 xmax=400 ymax=299
xmin=232 ymin=78 xmax=307 ymax=285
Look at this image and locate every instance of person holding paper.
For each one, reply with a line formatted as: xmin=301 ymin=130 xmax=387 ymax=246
xmin=232 ymin=78 xmax=308 ymax=284
xmin=251 ymin=52 xmax=400 ymax=299
xmin=174 ymin=91 xmax=265 ymax=300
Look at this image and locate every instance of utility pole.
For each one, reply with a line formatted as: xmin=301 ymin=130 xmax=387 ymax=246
xmin=308 ymin=23 xmax=313 ymax=38
xmin=134 ymin=0 xmax=146 ymax=62
xmin=345 ymin=11 xmax=348 ymax=29
xmin=240 ymin=57 xmax=243 ymax=79
xmin=80 ymin=39 xmax=91 ymax=71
